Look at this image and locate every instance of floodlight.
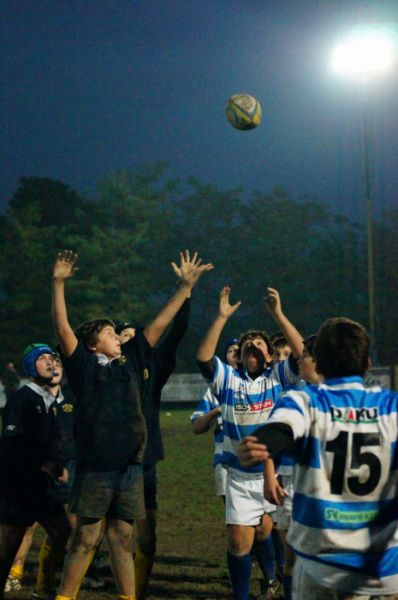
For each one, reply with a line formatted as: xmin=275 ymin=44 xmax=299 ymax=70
xmin=331 ymin=26 xmax=397 ymax=81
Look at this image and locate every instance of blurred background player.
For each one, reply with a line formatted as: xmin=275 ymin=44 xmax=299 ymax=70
xmin=191 ymin=337 xmax=239 ymax=499
xmin=0 ymin=344 xmax=70 ymax=600
xmin=271 ymin=336 xmax=291 ymax=363
xmin=197 ymin=286 xmax=303 ymax=600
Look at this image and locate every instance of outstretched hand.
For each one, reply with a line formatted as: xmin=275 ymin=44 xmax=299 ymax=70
xmin=171 ymin=250 xmax=214 ymax=289
xmin=218 ymin=286 xmax=241 ymax=319
xmin=53 ymin=250 xmax=79 ymax=281
xmin=264 ymin=287 xmax=282 ymax=318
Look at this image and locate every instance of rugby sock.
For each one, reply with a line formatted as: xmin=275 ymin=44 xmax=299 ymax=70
xmin=71 ymin=546 xmax=97 ymax=600
xmin=271 ymin=528 xmax=285 ymax=572
xmin=252 ymin=535 xmax=276 ymax=584
xmin=55 ymin=596 xmax=72 ymax=600
xmin=10 ymin=563 xmax=23 ymax=580
xmin=227 ymin=551 xmax=252 ymax=600
xmin=134 ymin=545 xmax=155 ymax=600
xmin=36 ymin=540 xmax=64 ymax=595
xmin=283 ymin=574 xmax=293 ymax=600
xmin=118 ymin=596 xmax=136 ymax=600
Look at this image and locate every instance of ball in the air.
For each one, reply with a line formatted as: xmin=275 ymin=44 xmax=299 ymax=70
xmin=225 ymin=94 xmax=262 ymax=130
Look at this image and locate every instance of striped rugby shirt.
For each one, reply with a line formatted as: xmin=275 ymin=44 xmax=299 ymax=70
xmin=267 ymin=376 xmax=398 ymax=593
xmin=211 ymin=354 xmax=299 ymax=474
xmin=191 ymin=386 xmax=224 ymax=467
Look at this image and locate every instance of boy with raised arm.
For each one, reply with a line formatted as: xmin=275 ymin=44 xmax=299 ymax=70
xmin=196 ymin=286 xmax=303 ymax=600
xmin=52 ymin=249 xmax=212 ymax=600
xmin=239 ymin=317 xmax=398 ymax=600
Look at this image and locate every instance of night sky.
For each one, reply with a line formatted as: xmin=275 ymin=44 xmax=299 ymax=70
xmin=1 ymin=0 xmax=398 ymax=220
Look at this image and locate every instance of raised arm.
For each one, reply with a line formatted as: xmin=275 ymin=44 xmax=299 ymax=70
xmin=52 ymin=250 xmax=79 ymax=357
xmin=196 ymin=287 xmax=241 ymax=362
xmin=265 ymin=287 xmax=304 ymax=358
xmin=143 ymin=250 xmax=213 ymax=348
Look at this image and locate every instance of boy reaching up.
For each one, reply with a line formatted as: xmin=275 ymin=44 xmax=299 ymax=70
xmin=52 ymin=249 xmax=213 ymax=600
xmin=196 ymin=286 xmax=303 ymax=600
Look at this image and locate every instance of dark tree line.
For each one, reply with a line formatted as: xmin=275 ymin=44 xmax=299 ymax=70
xmin=0 ymin=164 xmax=396 ymax=372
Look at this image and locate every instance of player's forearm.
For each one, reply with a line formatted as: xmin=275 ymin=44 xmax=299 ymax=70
xmin=196 ymin=315 xmax=228 ymax=362
xmin=192 ymin=408 xmax=220 ymax=434
xmin=52 ymin=278 xmax=76 ymax=355
xmin=272 ymin=311 xmax=304 ymax=358
xmin=144 ymin=283 xmax=191 ymax=348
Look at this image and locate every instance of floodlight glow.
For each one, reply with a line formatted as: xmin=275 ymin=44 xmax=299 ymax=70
xmin=331 ymin=26 xmax=397 ymax=81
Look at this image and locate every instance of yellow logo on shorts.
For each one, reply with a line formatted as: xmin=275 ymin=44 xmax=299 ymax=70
xmin=62 ymin=403 xmax=74 ymax=413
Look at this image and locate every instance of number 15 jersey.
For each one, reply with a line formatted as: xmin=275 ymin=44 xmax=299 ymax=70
xmin=268 ymin=376 xmax=398 ymax=594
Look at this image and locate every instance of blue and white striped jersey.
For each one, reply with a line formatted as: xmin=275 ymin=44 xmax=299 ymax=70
xmin=211 ymin=355 xmax=299 ymax=473
xmin=191 ymin=386 xmax=224 ymax=467
xmin=267 ymin=376 xmax=398 ymax=593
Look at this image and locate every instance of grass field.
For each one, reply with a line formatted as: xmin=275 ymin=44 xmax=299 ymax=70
xmin=4 ymin=406 xmax=270 ymax=599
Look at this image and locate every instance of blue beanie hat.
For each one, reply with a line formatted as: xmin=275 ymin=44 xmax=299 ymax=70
xmin=22 ymin=343 xmax=55 ymax=378
xmin=223 ymin=337 xmax=239 ymax=362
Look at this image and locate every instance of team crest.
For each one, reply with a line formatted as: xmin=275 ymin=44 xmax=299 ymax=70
xmin=62 ymin=403 xmax=74 ymax=413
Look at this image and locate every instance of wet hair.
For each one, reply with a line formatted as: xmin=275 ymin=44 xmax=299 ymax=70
xmin=314 ymin=318 xmax=369 ymax=379
xmin=75 ymin=319 xmax=115 ymax=351
xmin=238 ymin=330 xmax=273 ymax=356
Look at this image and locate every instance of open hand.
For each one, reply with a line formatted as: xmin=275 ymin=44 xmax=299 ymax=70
xmin=53 ymin=250 xmax=79 ymax=280
xmin=264 ymin=287 xmax=282 ymax=318
xmin=219 ymin=286 xmax=241 ymax=319
xmin=171 ymin=250 xmax=214 ymax=288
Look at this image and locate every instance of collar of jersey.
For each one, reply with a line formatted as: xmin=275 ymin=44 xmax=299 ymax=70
xmin=322 ymin=375 xmax=365 ymax=388
xmin=25 ymin=381 xmax=56 ymax=410
xmin=95 ymin=353 xmax=120 ymax=366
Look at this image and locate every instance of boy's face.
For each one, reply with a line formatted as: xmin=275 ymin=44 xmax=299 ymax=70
xmin=240 ymin=336 xmax=272 ymax=373
xmin=93 ymin=325 xmax=121 ymax=358
xmin=119 ymin=327 xmax=136 ymax=345
xmin=225 ymin=344 xmax=239 ymax=368
xmin=35 ymin=353 xmax=56 ymax=379
xmin=49 ymin=358 xmax=63 ymax=386
xmin=298 ymin=349 xmax=322 ymax=384
xmin=274 ymin=344 xmax=291 ymax=362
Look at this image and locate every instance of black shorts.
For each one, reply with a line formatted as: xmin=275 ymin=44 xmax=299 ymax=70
xmin=0 ymin=466 xmax=66 ymax=527
xmin=69 ymin=463 xmax=145 ymax=521
xmin=143 ymin=463 xmax=158 ymax=511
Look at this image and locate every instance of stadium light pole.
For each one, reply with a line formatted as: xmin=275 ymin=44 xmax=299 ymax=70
xmin=330 ymin=26 xmax=397 ymax=362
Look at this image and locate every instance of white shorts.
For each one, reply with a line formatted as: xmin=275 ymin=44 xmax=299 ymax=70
xmin=225 ymin=467 xmax=276 ymax=526
xmin=214 ymin=463 xmax=227 ymax=497
xmin=275 ymin=474 xmax=294 ymax=531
